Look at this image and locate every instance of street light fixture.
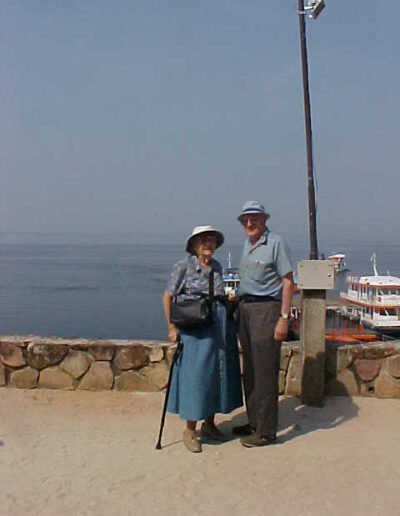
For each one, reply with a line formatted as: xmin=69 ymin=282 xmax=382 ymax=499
xmin=304 ymin=0 xmax=325 ymax=20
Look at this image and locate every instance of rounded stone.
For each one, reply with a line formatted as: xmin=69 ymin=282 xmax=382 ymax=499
xmin=375 ymin=370 xmax=400 ymax=398
xmin=9 ymin=367 xmax=38 ymax=389
xmin=114 ymin=371 xmax=156 ymax=392
xmin=38 ymin=367 xmax=74 ymax=390
xmin=78 ymin=361 xmax=114 ymax=391
xmin=363 ymin=343 xmax=395 ymax=359
xmin=27 ymin=343 xmax=69 ymax=370
xmin=113 ymin=345 xmax=149 ymax=370
xmin=140 ymin=363 xmax=169 ymax=390
xmin=280 ymin=346 xmax=292 ymax=372
xmin=354 ymin=359 xmax=381 ymax=382
xmin=325 ymin=346 xmax=353 ymax=375
xmin=148 ymin=346 xmax=164 ymax=363
xmin=285 ymin=353 xmax=300 ymax=396
xmin=0 ymin=342 xmax=26 ymax=367
xmin=387 ymin=355 xmax=400 ymax=378
xmin=60 ymin=351 xmax=93 ymax=379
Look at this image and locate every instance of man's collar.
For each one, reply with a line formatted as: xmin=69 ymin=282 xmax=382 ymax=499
xmin=259 ymin=228 xmax=269 ymax=245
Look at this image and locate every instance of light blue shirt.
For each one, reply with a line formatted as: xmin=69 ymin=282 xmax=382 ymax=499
xmin=239 ymin=229 xmax=293 ymax=300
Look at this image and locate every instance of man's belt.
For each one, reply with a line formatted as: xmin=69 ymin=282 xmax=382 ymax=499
xmin=240 ymin=294 xmax=278 ymax=303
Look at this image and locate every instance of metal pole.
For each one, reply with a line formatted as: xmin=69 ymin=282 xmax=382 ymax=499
xmin=298 ymin=0 xmax=319 ymax=260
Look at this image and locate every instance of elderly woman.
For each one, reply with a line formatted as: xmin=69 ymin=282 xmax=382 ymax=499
xmin=162 ymin=226 xmax=243 ymax=453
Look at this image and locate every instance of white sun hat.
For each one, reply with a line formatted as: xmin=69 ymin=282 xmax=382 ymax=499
xmin=185 ymin=225 xmax=225 ymax=254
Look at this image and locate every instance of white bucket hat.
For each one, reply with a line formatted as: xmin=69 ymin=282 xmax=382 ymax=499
xmin=185 ymin=225 xmax=225 ymax=254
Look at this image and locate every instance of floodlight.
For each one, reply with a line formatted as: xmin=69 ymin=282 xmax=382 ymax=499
xmin=310 ymin=0 xmax=325 ymax=19
xmin=304 ymin=0 xmax=326 ymax=20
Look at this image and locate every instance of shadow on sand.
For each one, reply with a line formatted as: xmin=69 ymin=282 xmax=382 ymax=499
xmin=220 ymin=348 xmax=360 ymax=445
xmin=219 ymin=393 xmax=359 ymax=445
xmin=219 ymin=348 xmax=360 ymax=444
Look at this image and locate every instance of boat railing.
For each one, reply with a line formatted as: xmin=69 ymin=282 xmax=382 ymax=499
xmin=343 ymin=291 xmax=358 ymax=301
xmin=346 ymin=275 xmax=359 ymax=283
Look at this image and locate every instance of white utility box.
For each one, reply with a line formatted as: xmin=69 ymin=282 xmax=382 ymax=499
xmin=297 ymin=260 xmax=335 ymax=290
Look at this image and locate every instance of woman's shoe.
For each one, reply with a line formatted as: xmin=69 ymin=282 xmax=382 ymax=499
xmin=200 ymin=422 xmax=226 ymax=442
xmin=183 ymin=430 xmax=202 ymax=453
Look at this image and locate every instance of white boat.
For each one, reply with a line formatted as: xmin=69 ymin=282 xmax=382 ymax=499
xmin=328 ymin=253 xmax=348 ymax=273
xmin=340 ymin=253 xmax=400 ymax=330
xmin=223 ymin=253 xmax=240 ymax=295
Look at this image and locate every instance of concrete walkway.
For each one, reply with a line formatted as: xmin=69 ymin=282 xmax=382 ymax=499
xmin=1 ymin=390 xmax=399 ymax=516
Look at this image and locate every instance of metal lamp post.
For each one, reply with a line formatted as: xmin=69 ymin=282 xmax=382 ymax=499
xmin=298 ymin=0 xmax=325 ymax=260
xmin=296 ymin=1 xmax=333 ymax=407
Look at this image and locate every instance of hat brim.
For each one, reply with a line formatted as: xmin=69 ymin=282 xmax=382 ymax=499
xmin=237 ymin=210 xmax=270 ymax=222
xmin=186 ymin=230 xmax=224 ymax=254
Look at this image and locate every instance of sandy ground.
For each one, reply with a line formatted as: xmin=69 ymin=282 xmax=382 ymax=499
xmin=1 ymin=390 xmax=399 ymax=516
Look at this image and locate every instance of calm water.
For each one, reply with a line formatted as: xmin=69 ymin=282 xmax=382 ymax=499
xmin=0 ymin=242 xmax=399 ymax=340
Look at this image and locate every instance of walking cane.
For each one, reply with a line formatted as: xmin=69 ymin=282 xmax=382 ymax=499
xmin=155 ymin=336 xmax=183 ymax=450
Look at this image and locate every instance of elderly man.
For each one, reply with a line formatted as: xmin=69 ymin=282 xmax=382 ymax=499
xmin=235 ymin=201 xmax=294 ymax=447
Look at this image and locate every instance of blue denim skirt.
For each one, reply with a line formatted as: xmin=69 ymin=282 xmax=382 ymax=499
xmin=167 ymin=302 xmax=243 ymax=421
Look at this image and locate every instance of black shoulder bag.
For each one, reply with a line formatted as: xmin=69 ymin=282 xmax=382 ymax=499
xmin=169 ymin=270 xmax=214 ymax=328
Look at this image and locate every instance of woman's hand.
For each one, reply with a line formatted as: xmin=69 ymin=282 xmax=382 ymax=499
xmin=227 ymin=292 xmax=238 ymax=302
xmin=168 ymin=324 xmax=179 ymax=343
xmin=163 ymin=291 xmax=178 ymax=342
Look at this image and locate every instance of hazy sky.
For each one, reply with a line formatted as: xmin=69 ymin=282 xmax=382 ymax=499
xmin=1 ymin=1 xmax=399 ymax=247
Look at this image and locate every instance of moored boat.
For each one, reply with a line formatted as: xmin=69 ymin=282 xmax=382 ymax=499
xmin=328 ymin=253 xmax=348 ymax=273
xmin=340 ymin=254 xmax=400 ymax=331
xmin=222 ymin=252 xmax=240 ymax=295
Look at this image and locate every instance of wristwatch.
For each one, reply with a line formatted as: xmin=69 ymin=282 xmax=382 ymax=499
xmin=280 ymin=313 xmax=289 ymax=320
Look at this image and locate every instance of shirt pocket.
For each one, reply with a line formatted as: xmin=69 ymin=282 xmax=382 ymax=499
xmin=247 ymin=259 xmax=274 ymax=282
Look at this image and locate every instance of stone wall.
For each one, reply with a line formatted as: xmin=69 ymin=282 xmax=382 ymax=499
xmin=0 ymin=336 xmax=172 ymax=392
xmin=324 ymin=340 xmax=400 ymax=398
xmin=1 ymin=336 xmax=400 ymax=398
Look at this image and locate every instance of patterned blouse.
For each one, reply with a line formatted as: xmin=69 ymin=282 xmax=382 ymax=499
xmin=166 ymin=255 xmax=225 ymax=301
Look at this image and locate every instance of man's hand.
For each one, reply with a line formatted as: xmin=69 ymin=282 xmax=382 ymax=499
xmin=274 ymin=317 xmax=289 ymax=342
xmin=168 ymin=324 xmax=179 ymax=343
xmin=275 ymin=272 xmax=293 ymax=342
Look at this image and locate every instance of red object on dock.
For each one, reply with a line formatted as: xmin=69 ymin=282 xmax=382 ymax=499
xmin=325 ymin=332 xmax=379 ymax=344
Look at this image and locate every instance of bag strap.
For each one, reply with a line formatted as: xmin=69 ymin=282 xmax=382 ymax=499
xmin=175 ymin=261 xmax=188 ymax=297
xmin=209 ymin=269 xmax=214 ymax=297
xmin=208 ymin=269 xmax=214 ymax=324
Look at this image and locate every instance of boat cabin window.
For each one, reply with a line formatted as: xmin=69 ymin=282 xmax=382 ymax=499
xmin=379 ymin=308 xmax=397 ymax=316
xmin=379 ymin=288 xmax=399 ymax=296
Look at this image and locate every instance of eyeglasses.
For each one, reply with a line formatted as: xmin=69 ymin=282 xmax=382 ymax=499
xmin=240 ymin=215 xmax=264 ymax=226
xmin=198 ymin=235 xmax=217 ymax=243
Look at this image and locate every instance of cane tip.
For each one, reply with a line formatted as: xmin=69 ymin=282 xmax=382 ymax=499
xmin=155 ymin=443 xmax=162 ymax=450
